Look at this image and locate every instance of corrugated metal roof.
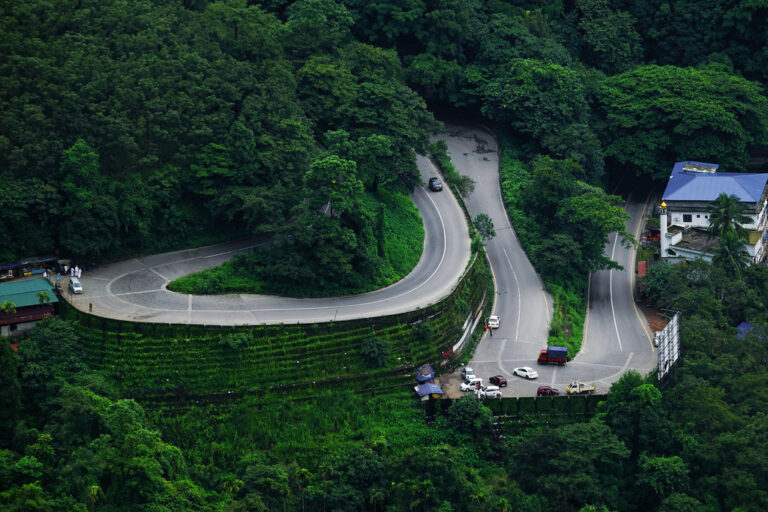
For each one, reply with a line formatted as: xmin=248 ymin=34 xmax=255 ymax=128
xmin=662 ymin=161 xmax=768 ymax=203
xmin=0 ymin=278 xmax=59 ymax=308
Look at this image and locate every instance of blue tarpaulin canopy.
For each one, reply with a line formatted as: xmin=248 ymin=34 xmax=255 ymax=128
xmin=415 ymin=383 xmax=443 ymax=398
xmin=414 ymin=363 xmax=435 ymax=383
xmin=737 ymin=322 xmax=755 ymax=339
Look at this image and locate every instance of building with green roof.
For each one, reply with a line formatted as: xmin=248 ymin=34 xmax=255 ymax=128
xmin=0 ymin=277 xmax=58 ymax=337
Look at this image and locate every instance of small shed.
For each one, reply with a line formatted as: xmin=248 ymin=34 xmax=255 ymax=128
xmin=414 ymin=383 xmax=443 ymax=400
xmin=0 ymin=278 xmax=58 ymax=337
xmin=414 ymin=363 xmax=435 ymax=383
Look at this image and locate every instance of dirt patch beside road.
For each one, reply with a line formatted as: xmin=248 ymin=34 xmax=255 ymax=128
xmin=640 ymin=304 xmax=670 ymax=332
xmin=439 ymin=371 xmax=467 ymax=399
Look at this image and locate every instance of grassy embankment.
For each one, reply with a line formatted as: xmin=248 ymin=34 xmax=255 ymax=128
xmin=167 ymin=190 xmax=423 ymax=297
xmin=61 ymin=254 xmax=490 ymax=408
xmin=497 ymin=137 xmax=587 ymax=357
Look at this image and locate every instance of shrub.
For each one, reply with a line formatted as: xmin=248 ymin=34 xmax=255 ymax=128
xmin=360 ymin=336 xmax=389 ymax=368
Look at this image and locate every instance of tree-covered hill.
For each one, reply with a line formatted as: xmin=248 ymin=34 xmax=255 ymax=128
xmin=5 ymin=0 xmax=768 ymax=292
xmin=0 ymin=0 xmax=436 ymax=295
xmin=4 ymin=1 xmax=768 ymax=511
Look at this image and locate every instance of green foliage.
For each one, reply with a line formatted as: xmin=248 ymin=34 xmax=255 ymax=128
xmin=472 ymin=58 xmax=589 ymax=140
xmin=511 ymin=418 xmax=630 ymax=511
xmin=708 ymin=193 xmax=751 ymax=241
xmin=473 ymin=214 xmax=496 ymax=241
xmin=220 ymin=332 xmax=252 ymax=351
xmin=446 ymin=395 xmax=493 ymax=438
xmin=572 ymin=0 xmax=642 ymax=73
xmin=17 ymin=318 xmax=89 ymax=410
xmin=169 ymin=190 xmax=423 ymax=297
xmin=0 ymin=341 xmax=22 ymax=448
xmin=596 ymin=65 xmax=768 ymax=178
xmin=0 ymin=301 xmax=17 ymax=314
xmin=360 ymin=336 xmax=389 ymax=368
xmin=0 ymin=0 xmax=434 ymax=265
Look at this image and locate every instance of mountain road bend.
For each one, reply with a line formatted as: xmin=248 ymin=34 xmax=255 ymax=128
xmin=441 ymin=124 xmax=657 ymax=396
xmin=64 ymin=153 xmax=471 ymax=325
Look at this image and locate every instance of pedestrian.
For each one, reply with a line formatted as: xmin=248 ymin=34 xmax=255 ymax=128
xmin=70 ymin=266 xmax=74 ymax=277
xmin=64 ymin=264 xmax=68 ymax=275
xmin=489 ymin=326 xmax=493 ymax=337
xmin=77 ymin=267 xmax=82 ymax=279
xmin=43 ymin=270 xmax=47 ymax=279
xmin=57 ymin=272 xmax=61 ymax=281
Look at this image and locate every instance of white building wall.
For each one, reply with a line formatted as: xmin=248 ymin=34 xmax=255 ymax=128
xmin=669 ymin=203 xmax=766 ymax=230
xmin=669 ymin=210 xmax=711 ymax=228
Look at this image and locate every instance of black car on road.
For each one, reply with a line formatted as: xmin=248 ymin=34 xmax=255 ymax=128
xmin=428 ymin=177 xmax=443 ymax=191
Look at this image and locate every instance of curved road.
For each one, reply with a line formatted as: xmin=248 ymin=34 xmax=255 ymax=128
xmin=68 ymin=155 xmax=471 ymax=325
xmin=68 ymin=122 xmax=657 ymax=391
xmin=442 ymin=124 xmax=657 ymax=394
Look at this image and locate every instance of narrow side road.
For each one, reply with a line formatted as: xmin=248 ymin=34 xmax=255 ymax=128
xmin=445 ymin=124 xmax=657 ymax=396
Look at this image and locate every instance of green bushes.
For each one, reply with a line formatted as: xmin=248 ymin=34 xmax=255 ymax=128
xmin=167 ymin=190 xmax=424 ymax=297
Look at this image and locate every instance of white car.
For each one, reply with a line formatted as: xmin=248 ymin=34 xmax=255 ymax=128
xmin=513 ymin=367 xmax=538 ymax=379
xmin=479 ymin=388 xmax=502 ymax=399
xmin=488 ymin=316 xmax=500 ymax=329
xmin=460 ymin=380 xmax=483 ymax=392
xmin=69 ymin=278 xmax=83 ymax=294
xmin=460 ymin=366 xmax=475 ymax=380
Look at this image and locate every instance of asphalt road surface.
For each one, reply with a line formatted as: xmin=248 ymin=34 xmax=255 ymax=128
xmin=67 ymin=154 xmax=471 ymax=325
xmin=67 ymin=121 xmax=657 ymax=395
xmin=443 ymin=124 xmax=657 ymax=396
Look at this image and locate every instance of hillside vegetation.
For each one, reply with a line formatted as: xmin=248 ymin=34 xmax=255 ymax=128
xmin=5 ymin=0 xmax=768 ymax=511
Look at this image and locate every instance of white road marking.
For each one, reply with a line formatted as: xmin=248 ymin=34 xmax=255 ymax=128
xmin=609 ymin=234 xmax=623 ymax=352
xmin=502 ymin=248 xmax=521 ymax=342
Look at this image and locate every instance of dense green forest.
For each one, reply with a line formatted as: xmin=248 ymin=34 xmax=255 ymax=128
xmin=4 ymin=262 xmax=768 ymax=511
xmin=4 ymin=0 xmax=768 ymax=510
xmin=3 ymin=0 xmax=768 ymax=290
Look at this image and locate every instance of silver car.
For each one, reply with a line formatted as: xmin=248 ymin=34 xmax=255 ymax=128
xmin=69 ymin=278 xmax=83 ymax=294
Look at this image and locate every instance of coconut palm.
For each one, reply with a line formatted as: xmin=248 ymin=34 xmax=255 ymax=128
xmin=708 ymin=193 xmax=751 ymax=240
xmin=0 ymin=301 xmax=16 ymax=315
xmin=712 ymin=230 xmax=752 ymax=275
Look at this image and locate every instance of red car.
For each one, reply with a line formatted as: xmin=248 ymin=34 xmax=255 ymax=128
xmin=537 ymin=385 xmax=560 ymax=396
xmin=489 ymin=375 xmax=507 ymax=387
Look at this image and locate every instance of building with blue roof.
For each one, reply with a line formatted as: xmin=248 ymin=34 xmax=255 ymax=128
xmin=660 ymin=161 xmax=768 ymax=263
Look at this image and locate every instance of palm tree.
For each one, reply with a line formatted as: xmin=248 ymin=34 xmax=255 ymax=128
xmin=86 ymin=485 xmax=101 ymax=512
xmin=712 ymin=230 xmax=752 ymax=275
xmin=708 ymin=193 xmax=751 ymax=240
xmin=37 ymin=291 xmax=52 ymax=305
xmin=0 ymin=301 xmax=16 ymax=315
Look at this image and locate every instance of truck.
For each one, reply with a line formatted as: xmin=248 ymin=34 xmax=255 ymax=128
xmin=566 ymin=381 xmax=596 ymax=395
xmin=537 ymin=345 xmax=568 ymax=365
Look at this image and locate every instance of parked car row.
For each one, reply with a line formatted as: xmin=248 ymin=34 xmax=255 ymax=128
xmin=459 ymin=366 xmax=596 ymax=397
xmin=459 ymin=367 xmax=503 ymax=398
